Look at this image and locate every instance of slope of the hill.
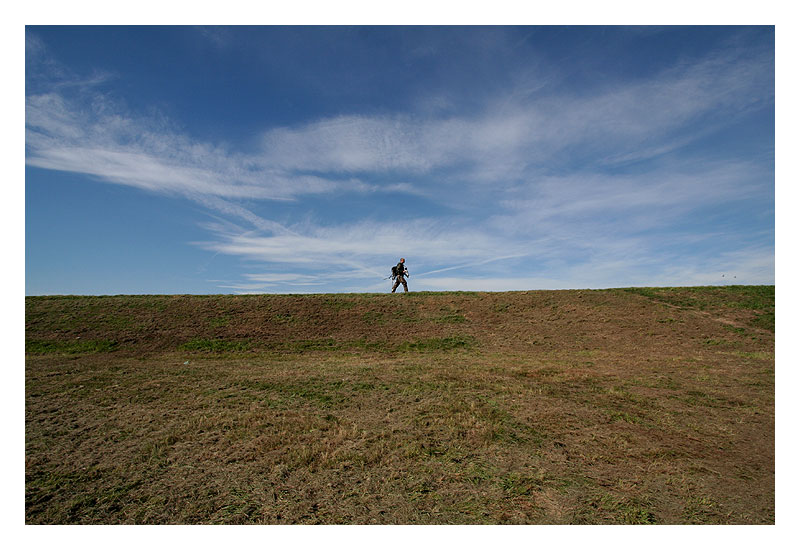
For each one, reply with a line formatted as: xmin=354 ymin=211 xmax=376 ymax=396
xmin=25 ymin=286 xmax=774 ymax=356
xmin=25 ymin=287 xmax=774 ymax=525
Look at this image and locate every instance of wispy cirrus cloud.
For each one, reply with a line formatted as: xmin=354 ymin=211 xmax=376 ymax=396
xmin=253 ymin=42 xmax=773 ymax=184
xmin=490 ymin=159 xmax=772 ymax=237
xmin=195 ymin=218 xmax=530 ymax=271
xmin=417 ymin=246 xmax=776 ymax=292
xmin=25 ymin=92 xmax=368 ymax=202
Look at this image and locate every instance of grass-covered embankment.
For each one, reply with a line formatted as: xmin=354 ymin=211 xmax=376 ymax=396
xmin=26 ymin=287 xmax=774 ymax=524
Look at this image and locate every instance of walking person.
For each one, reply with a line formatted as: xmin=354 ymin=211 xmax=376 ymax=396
xmin=391 ymin=258 xmax=409 ymax=293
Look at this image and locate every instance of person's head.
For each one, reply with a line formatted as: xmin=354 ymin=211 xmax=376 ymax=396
xmin=400 ymin=258 xmax=405 ymax=263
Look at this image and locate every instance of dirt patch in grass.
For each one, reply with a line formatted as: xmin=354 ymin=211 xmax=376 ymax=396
xmin=25 ymin=287 xmax=774 ymax=524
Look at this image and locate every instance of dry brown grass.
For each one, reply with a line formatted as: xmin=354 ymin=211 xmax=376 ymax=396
xmin=25 ymin=287 xmax=774 ymax=524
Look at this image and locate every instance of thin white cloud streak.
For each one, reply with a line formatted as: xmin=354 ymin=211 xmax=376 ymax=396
xmin=218 ymin=281 xmax=325 ymax=290
xmin=193 ymin=196 xmax=299 ymax=236
xmin=245 ymin=267 xmax=388 ymax=282
xmin=214 ymin=268 xmax=392 ymax=292
xmin=416 ymin=276 xmax=571 ymax=292
xmin=25 ymin=106 xmax=358 ymax=202
xmin=417 ymin=244 xmax=775 ymax=292
xmin=196 ymin=219 xmax=525 ymax=267
xmin=413 ymin=254 xmax=530 ymax=277
xmin=256 ymin=46 xmax=772 ymax=181
xmin=489 ymin=160 xmax=771 ymax=237
xmin=25 ymin=89 xmax=381 ymax=208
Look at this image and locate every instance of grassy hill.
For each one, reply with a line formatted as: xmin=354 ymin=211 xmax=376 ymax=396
xmin=25 ymin=286 xmax=775 ymax=524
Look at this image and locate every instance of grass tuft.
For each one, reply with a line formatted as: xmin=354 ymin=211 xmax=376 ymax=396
xmin=26 ymin=339 xmax=118 ymax=355
xmin=179 ymin=339 xmax=252 ymax=352
xmin=396 ymin=335 xmax=476 ymax=352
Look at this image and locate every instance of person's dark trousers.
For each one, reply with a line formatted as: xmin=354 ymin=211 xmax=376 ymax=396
xmin=391 ymin=276 xmax=408 ymax=292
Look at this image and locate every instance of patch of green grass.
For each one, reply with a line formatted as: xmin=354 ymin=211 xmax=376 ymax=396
xmin=396 ymin=335 xmax=476 ymax=352
xmin=262 ymin=338 xmax=390 ymax=353
xmin=722 ymin=285 xmax=774 ymax=310
xmin=621 ymin=285 xmax=774 ymax=316
xmin=621 ymin=287 xmax=707 ymax=309
xmin=408 ymin=291 xmax=480 ymax=296
xmin=468 ymin=395 xmax=544 ymax=446
xmin=208 ymin=315 xmax=231 ymax=328
xmin=26 ymin=339 xmax=118 ymax=355
xmin=724 ymin=325 xmax=747 ymax=334
xmin=323 ymin=297 xmax=357 ymax=311
xmin=349 ymin=339 xmax=394 ymax=352
xmin=683 ymin=495 xmax=719 ymax=523
xmin=27 ymin=468 xmax=143 ymax=523
xmin=750 ymin=312 xmax=774 ymax=332
xmin=243 ymin=379 xmax=351 ymax=408
xmin=272 ymin=313 xmax=295 ymax=324
xmin=499 ymin=472 xmax=546 ymax=496
xmin=618 ymin=505 xmax=657 ymax=524
xmin=361 ymin=311 xmax=386 ymax=324
xmin=214 ymin=488 xmax=261 ymax=524
xmin=677 ymin=390 xmax=735 ymax=409
xmin=64 ymin=480 xmax=143 ymax=522
xmin=288 ymin=338 xmax=342 ymax=351
xmin=465 ymin=461 xmax=500 ymax=485
xmin=179 ymin=338 xmax=252 ymax=352
xmin=120 ymin=296 xmax=171 ymax=312
xmin=26 ymin=469 xmax=98 ymax=496
xmin=140 ymin=434 xmax=181 ymax=465
xmin=704 ymin=339 xmax=727 ymax=346
xmin=92 ymin=314 xmax=137 ymax=330
xmin=577 ymin=492 xmax=658 ymax=524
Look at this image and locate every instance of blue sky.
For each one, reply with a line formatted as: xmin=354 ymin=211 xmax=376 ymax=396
xmin=25 ymin=25 xmax=775 ymax=295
